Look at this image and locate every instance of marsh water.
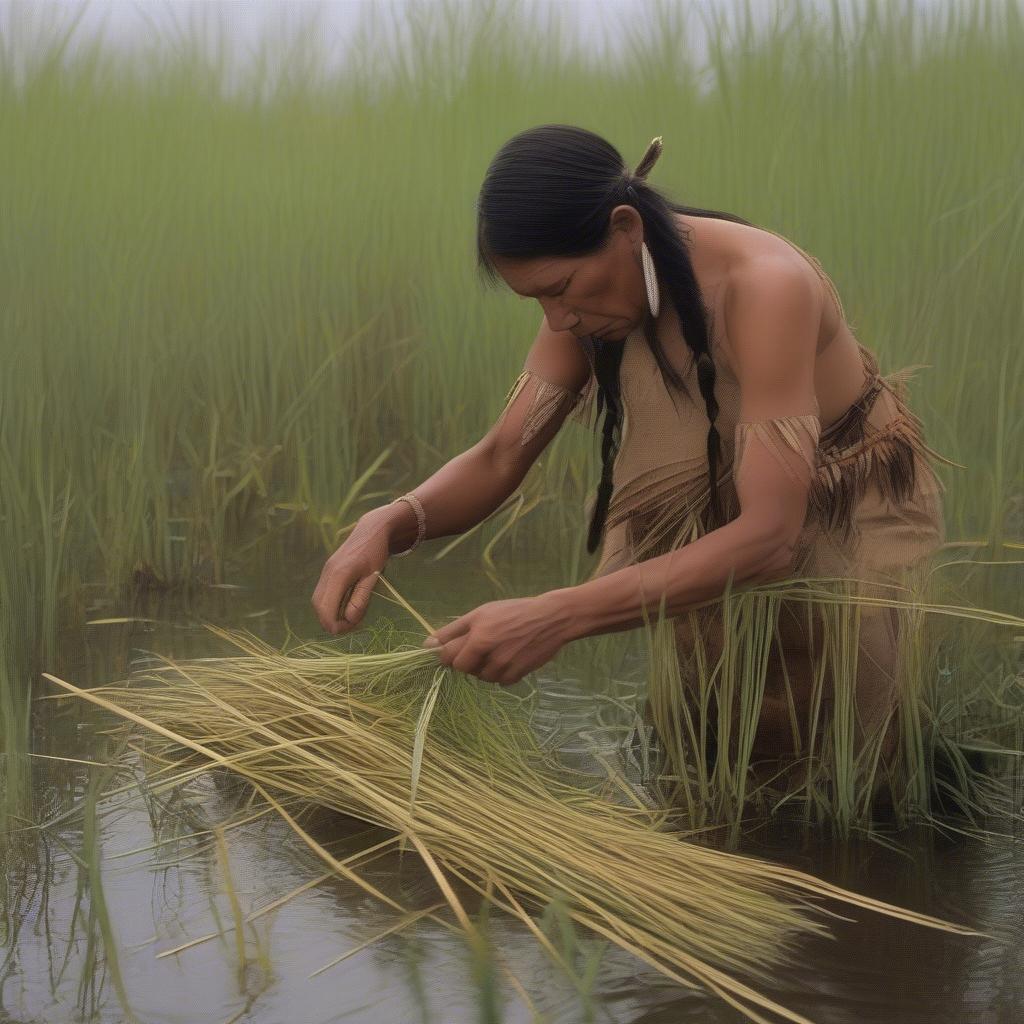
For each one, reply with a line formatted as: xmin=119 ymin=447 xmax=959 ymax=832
xmin=5 ymin=539 xmax=1022 ymax=1024
xmin=4 ymin=0 xmax=1023 ymax=1019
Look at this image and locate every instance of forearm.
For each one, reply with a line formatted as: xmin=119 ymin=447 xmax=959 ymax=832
xmin=549 ymin=514 xmax=795 ymax=642
xmin=361 ymin=442 xmax=523 ymax=555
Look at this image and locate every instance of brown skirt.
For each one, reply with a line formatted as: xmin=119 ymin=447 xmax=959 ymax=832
xmin=638 ymin=370 xmax=946 ymax=776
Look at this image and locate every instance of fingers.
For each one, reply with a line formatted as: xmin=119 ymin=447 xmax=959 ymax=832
xmin=429 ymin=635 xmax=518 ymax=684
xmin=425 ymin=615 xmax=472 ymax=647
xmin=311 ymin=561 xmax=377 ymax=635
xmin=429 ymin=633 xmax=477 ymax=673
xmin=451 ymin=639 xmax=488 ymax=677
xmin=342 ymin=571 xmax=380 ymax=628
xmin=477 ymin=654 xmax=519 ymax=686
xmin=311 ymin=566 xmax=340 ymax=633
xmin=429 ymin=632 xmax=467 ymax=667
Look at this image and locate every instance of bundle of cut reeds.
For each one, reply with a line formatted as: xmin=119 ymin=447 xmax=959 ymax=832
xmin=44 ymin=615 xmax=979 ymax=1024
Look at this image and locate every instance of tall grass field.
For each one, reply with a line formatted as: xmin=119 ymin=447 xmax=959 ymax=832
xmin=1 ymin=0 xmax=1022 ymax=851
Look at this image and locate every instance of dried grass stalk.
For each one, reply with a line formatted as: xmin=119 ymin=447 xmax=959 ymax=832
xmin=43 ymin=622 xmax=980 ymax=1024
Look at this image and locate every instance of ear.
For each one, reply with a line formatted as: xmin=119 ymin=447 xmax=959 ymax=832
xmin=609 ymin=204 xmax=641 ymax=238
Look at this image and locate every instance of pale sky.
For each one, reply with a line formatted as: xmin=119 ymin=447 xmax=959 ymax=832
xmin=3 ymin=0 xmax=950 ymax=92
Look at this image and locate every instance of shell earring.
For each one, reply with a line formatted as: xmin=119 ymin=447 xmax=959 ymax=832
xmin=640 ymin=240 xmax=659 ymax=318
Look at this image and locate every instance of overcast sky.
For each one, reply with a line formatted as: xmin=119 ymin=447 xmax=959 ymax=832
xmin=9 ymin=1 xmax=710 ymax=53
xmin=3 ymin=0 xmax=952 ymax=90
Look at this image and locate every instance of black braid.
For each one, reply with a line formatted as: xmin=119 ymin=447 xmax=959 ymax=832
xmin=474 ymin=125 xmax=754 ymax=557
xmin=585 ymin=186 xmax=728 ymax=551
xmin=586 ymin=338 xmax=626 ymax=553
xmin=695 ymin=352 xmax=723 ymax=525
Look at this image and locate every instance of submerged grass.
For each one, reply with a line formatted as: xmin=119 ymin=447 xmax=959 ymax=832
xmin=637 ymin=575 xmax=1024 ymax=842
xmin=42 ymin=618 xmax=983 ymax=1024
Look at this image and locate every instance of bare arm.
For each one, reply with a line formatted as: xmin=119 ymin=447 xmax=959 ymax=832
xmin=546 ymin=259 xmax=824 ymax=641
xmin=416 ymin=264 xmax=833 ymax=685
xmin=362 ymin=316 xmax=593 ymax=552
xmin=314 ymin=315 xmax=592 ymax=633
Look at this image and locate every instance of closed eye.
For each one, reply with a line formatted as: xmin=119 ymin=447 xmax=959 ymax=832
xmin=516 ymin=274 xmax=572 ymax=300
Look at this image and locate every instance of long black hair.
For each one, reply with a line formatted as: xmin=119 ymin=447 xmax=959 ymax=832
xmin=475 ymin=124 xmax=756 ymax=555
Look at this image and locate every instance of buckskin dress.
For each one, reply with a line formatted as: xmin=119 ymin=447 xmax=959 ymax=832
xmin=498 ymin=229 xmax=946 ymax=771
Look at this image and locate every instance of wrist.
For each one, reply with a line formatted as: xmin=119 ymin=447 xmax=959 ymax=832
xmin=359 ymin=502 xmax=398 ymax=535
xmin=538 ymin=586 xmax=590 ymax=645
xmin=360 ymin=501 xmax=415 ymax=553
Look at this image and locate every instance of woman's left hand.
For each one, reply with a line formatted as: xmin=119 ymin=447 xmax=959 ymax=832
xmin=421 ymin=593 xmax=571 ymax=685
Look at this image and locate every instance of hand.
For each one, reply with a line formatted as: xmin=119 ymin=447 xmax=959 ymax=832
xmin=311 ymin=512 xmax=392 ymax=635
xmin=421 ymin=593 xmax=571 ymax=685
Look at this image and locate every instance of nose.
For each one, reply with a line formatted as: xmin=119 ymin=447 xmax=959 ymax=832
xmin=539 ymin=297 xmax=580 ymax=333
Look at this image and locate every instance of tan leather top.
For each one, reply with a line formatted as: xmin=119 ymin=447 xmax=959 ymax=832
xmin=497 ymin=230 xmax=946 ymax=584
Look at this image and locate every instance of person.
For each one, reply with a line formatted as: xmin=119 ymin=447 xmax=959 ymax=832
xmin=311 ymin=124 xmax=946 ymax=787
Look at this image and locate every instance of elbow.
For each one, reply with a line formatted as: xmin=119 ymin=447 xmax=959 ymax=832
xmin=759 ymin=537 xmax=799 ymax=581
xmin=742 ymin=515 xmax=802 ymax=582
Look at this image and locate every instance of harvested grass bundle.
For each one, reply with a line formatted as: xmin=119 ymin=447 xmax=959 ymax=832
xmin=43 ymin=615 xmax=979 ymax=1024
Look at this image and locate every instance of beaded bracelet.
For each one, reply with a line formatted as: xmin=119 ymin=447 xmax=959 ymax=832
xmin=390 ymin=492 xmax=426 ymax=557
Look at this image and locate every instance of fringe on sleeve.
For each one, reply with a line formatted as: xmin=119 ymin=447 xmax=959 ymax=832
xmin=731 ymin=355 xmax=953 ymax=550
xmin=499 ymin=369 xmax=592 ymax=446
xmin=734 ymin=415 xmax=822 ymax=489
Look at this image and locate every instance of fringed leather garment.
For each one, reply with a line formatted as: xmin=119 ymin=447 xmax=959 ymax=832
xmin=500 ymin=231 xmax=948 ymax=770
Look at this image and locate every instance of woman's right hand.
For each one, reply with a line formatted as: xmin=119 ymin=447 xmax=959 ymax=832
xmin=311 ymin=512 xmax=394 ymax=635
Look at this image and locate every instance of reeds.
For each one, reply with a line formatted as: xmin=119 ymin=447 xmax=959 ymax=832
xmin=3 ymin=15 xmax=1023 ymax=1018
xmin=639 ymin=575 xmax=1024 ymax=842
xmin=3 ymin=0 xmax=1022 ymax=738
xmin=43 ymin=619 xmax=981 ymax=1024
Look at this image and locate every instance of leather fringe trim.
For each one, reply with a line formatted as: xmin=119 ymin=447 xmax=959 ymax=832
xmin=500 ymin=369 xmax=590 ymax=446
xmin=808 ymin=373 xmax=951 ymax=545
xmin=734 ymin=414 xmax=821 ymax=489
xmin=598 ymin=363 xmax=952 ymax=570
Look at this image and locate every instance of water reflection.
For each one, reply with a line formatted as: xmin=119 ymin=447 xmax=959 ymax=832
xmin=4 ymin=542 xmax=1022 ymax=1023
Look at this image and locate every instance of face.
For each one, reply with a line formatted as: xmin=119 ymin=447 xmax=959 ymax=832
xmin=490 ymin=204 xmax=648 ymax=342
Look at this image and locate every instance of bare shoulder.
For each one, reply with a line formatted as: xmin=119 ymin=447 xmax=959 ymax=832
xmin=522 ymin=314 xmax=593 ymax=394
xmin=672 ymin=213 xmax=825 ymax=354
xmin=721 ymin=252 xmax=823 ymax=384
xmin=705 ymin=227 xmax=825 ymax=370
xmin=717 ymin=220 xmax=824 ymax=304
xmin=677 ymin=213 xmax=865 ymax=417
xmin=724 ymin=249 xmax=822 ymax=325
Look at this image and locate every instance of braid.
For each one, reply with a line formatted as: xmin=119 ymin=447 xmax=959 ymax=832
xmin=474 ymin=125 xmax=754 ymax=557
xmin=633 ymin=180 xmax=725 ymax=531
xmin=695 ymin=351 xmax=723 ymax=526
xmin=585 ymin=186 xmax=730 ymax=554
xmin=586 ymin=339 xmax=625 ymax=554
